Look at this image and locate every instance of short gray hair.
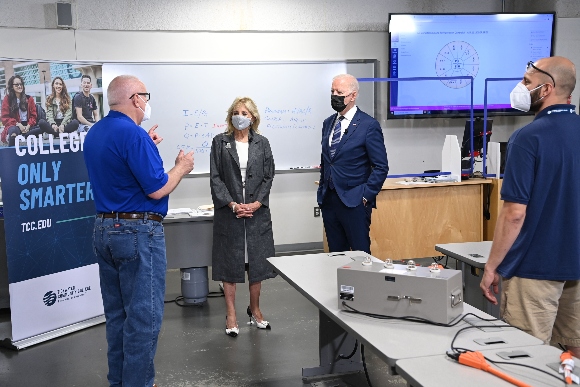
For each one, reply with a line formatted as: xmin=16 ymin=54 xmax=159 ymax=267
xmin=332 ymin=74 xmax=359 ymax=93
xmin=107 ymin=75 xmax=143 ymax=107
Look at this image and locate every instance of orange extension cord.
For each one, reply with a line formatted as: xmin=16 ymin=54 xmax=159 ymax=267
xmin=458 ymin=351 xmax=532 ymax=387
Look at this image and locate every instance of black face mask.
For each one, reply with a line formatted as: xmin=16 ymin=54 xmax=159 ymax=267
xmin=331 ymin=94 xmax=348 ymax=112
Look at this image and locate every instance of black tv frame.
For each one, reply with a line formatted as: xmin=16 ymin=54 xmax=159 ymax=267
xmin=387 ymin=12 xmax=556 ymax=120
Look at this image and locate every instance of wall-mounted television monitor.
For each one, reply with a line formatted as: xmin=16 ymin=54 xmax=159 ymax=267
xmin=388 ymin=13 xmax=555 ymax=119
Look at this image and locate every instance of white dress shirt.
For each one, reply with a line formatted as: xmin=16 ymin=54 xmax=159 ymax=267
xmin=328 ymin=105 xmax=357 ymax=147
xmin=236 ymin=140 xmax=249 ymax=185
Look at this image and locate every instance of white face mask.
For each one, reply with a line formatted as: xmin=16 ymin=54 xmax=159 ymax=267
xmin=232 ymin=114 xmax=252 ymax=130
xmin=138 ymin=95 xmax=151 ymax=122
xmin=510 ymin=82 xmax=545 ymax=112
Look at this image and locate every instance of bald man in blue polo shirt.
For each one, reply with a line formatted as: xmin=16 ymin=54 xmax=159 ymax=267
xmin=480 ymin=56 xmax=580 ymax=358
xmin=84 ymin=75 xmax=193 ymax=387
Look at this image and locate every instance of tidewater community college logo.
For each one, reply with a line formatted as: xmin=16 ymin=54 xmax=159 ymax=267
xmin=43 ymin=291 xmax=57 ymax=306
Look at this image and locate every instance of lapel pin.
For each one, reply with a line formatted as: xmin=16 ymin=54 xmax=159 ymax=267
xmin=226 ymin=143 xmax=231 ymax=148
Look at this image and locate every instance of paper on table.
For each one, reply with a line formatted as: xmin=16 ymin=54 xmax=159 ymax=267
xmin=167 ymin=208 xmax=194 ymax=214
xmin=165 ymin=207 xmax=213 ymax=218
xmin=396 ymin=181 xmax=433 ymax=185
xmin=195 ymin=204 xmax=214 ymax=216
xmin=165 ymin=208 xmax=198 ymax=218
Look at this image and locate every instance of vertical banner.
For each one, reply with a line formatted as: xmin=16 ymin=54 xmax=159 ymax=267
xmin=0 ymin=134 xmax=103 ymax=342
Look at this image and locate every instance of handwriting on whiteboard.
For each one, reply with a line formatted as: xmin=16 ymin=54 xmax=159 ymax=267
xmin=176 ymin=105 xmax=316 ymax=154
xmin=263 ymin=106 xmax=316 ymax=130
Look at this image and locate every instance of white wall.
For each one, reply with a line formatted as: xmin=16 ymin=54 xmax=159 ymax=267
xmin=0 ymin=0 xmax=511 ymax=31
xmin=1 ymin=0 xmax=578 ymax=247
xmin=1 ymin=0 xmax=578 ymax=31
xmin=514 ymin=0 xmax=580 ymax=17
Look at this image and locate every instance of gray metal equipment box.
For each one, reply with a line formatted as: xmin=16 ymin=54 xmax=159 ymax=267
xmin=337 ymin=261 xmax=463 ymax=324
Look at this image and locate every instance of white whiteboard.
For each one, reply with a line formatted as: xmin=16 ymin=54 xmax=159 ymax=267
xmin=102 ymin=61 xmax=375 ymax=173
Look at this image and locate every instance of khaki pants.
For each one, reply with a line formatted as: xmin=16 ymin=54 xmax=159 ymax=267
xmin=501 ymin=277 xmax=580 ymax=347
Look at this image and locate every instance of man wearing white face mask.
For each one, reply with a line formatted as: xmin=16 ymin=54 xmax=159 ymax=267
xmin=481 ymin=57 xmax=580 ymax=358
xmin=84 ymin=75 xmax=194 ymax=387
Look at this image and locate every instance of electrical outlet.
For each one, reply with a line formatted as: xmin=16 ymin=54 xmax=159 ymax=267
xmin=314 ymin=207 xmax=321 ymax=217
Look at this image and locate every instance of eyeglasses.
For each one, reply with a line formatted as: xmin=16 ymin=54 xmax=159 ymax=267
xmin=527 ymin=61 xmax=556 ymax=87
xmin=129 ymin=92 xmax=150 ymax=102
xmin=13 ymin=83 xmax=23 ymax=88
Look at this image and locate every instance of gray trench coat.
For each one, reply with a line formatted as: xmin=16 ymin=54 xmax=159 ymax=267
xmin=210 ymin=130 xmax=276 ymax=283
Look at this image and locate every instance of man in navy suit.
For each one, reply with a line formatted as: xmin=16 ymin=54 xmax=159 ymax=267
xmin=317 ymin=74 xmax=389 ymax=254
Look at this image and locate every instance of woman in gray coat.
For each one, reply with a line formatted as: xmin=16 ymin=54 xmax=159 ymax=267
xmin=210 ymin=97 xmax=276 ymax=337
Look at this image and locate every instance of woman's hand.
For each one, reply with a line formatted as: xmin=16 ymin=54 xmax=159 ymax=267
xmin=230 ymin=202 xmax=255 ymax=218
xmin=21 ymin=124 xmax=30 ymax=134
xmin=59 ymin=124 xmax=65 ymax=133
xmin=16 ymin=122 xmax=25 ymax=132
xmin=244 ymin=201 xmax=262 ymax=213
xmin=236 ymin=202 xmax=261 ymax=218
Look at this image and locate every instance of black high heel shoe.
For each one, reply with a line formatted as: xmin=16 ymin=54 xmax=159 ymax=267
xmin=247 ymin=306 xmax=271 ymax=330
xmin=225 ymin=316 xmax=239 ymax=337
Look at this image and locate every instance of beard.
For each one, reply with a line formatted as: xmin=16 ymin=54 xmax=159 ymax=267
xmin=529 ymin=87 xmax=545 ymax=113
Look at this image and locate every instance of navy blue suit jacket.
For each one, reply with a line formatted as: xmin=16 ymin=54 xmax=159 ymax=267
xmin=317 ymin=108 xmax=389 ymax=208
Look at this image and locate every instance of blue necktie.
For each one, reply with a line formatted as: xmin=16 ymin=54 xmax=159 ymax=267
xmin=329 ymin=115 xmax=344 ymax=159
xmin=328 ymin=116 xmax=344 ymax=190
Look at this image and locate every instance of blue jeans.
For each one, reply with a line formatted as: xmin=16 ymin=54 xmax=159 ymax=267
xmin=93 ymin=215 xmax=166 ymax=387
xmin=6 ymin=124 xmax=43 ymax=146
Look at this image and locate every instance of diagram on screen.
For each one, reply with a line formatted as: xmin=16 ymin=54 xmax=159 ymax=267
xmin=435 ymin=41 xmax=480 ymax=89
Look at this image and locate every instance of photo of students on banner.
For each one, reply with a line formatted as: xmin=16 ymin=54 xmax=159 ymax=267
xmin=0 ymin=60 xmax=105 ymax=346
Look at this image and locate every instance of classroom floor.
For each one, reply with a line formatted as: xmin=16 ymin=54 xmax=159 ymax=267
xmin=0 ymin=261 xmax=411 ymax=387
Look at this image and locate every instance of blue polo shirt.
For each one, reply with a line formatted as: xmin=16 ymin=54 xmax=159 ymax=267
xmin=83 ymin=110 xmax=169 ymax=216
xmin=498 ymin=104 xmax=580 ymax=280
